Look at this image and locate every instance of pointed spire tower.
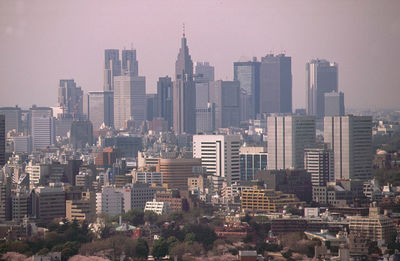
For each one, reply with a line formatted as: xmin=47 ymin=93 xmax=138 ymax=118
xmin=173 ymin=24 xmax=196 ymax=134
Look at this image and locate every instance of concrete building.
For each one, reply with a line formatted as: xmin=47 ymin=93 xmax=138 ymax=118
xmin=157 ymin=158 xmax=201 ymax=190
xmin=96 ymin=186 xmax=123 ymax=216
xmin=267 ymin=115 xmax=316 ymax=170
xmin=11 ymin=189 xmax=30 ymax=221
xmin=0 ymin=106 xmax=22 ymax=133
xmin=32 ymin=186 xmax=65 ymax=222
xmin=193 ymin=134 xmax=241 ymax=185
xmin=132 ymin=171 xmax=163 ymax=185
xmin=0 ymin=176 xmax=11 ymax=221
xmin=58 ymin=79 xmax=83 ymax=117
xmin=324 ymin=91 xmax=345 ymax=117
xmin=0 ymin=115 xmax=4 ymax=166
xmin=173 ymin=31 xmax=196 ymax=134
xmin=195 ymin=62 xmax=214 ymax=82
xmin=104 ymin=49 xmax=121 ymax=91
xmin=117 ymin=183 xmax=159 ymax=212
xmin=324 ymin=115 xmax=372 ymax=181
xmin=88 ymin=91 xmax=114 ymax=129
xmin=304 ymin=146 xmax=334 ymax=186
xmin=146 ymin=93 xmax=158 ymax=121
xmin=121 ymin=49 xmax=138 ymax=76
xmin=306 ymin=59 xmax=338 ymax=118
xmin=114 ymin=75 xmax=146 ymax=129
xmin=234 ymin=59 xmax=260 ymax=120
xmin=144 ymin=199 xmax=170 ymax=215
xmin=241 ymin=187 xmax=301 ymax=213
xmin=65 ymin=190 xmax=96 ymax=222
xmin=31 ymin=115 xmax=55 ymax=151
xmin=70 ymin=120 xmax=93 ymax=149
xmin=157 ymin=76 xmax=174 ymax=129
xmin=259 ymin=54 xmax=292 ymax=114
xmin=195 ymin=80 xmax=215 ymax=134
xmin=210 ymin=80 xmax=240 ymax=129
xmin=240 ymin=146 xmax=267 ymax=181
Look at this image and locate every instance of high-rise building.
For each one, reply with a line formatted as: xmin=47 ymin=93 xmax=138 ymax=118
xmin=12 ymin=136 xmax=32 ymax=154
xmin=104 ymin=49 xmax=121 ymax=91
xmin=114 ymin=75 xmax=146 ymax=129
xmin=121 ymin=49 xmax=138 ymax=76
xmin=157 ymin=158 xmax=201 ymax=190
xmin=324 ymin=115 xmax=372 ymax=181
xmin=0 ymin=175 xmax=11 ymax=221
xmin=58 ymin=79 xmax=84 ymax=118
xmin=146 ymin=94 xmax=158 ymax=121
xmin=259 ymin=54 xmax=292 ymax=114
xmin=240 ymin=146 xmax=267 ymax=181
xmin=0 ymin=106 xmax=22 ymax=133
xmin=234 ymin=59 xmax=260 ymax=120
xmin=31 ymin=115 xmax=55 ymax=151
xmin=324 ymin=91 xmax=345 ymax=117
xmin=267 ymin=115 xmax=316 ymax=170
xmin=195 ymin=79 xmax=214 ymax=134
xmin=173 ymin=31 xmax=196 ymax=134
xmin=306 ymin=59 xmax=338 ymax=118
xmin=88 ymin=91 xmax=114 ymax=130
xmin=96 ymin=186 xmax=123 ymax=216
xmin=157 ymin=76 xmax=173 ymax=129
xmin=193 ymin=134 xmax=241 ymax=185
xmin=210 ymin=80 xmax=240 ymax=129
xmin=0 ymin=115 xmax=5 ymax=166
xmin=32 ymin=186 xmax=65 ymax=222
xmin=195 ymin=62 xmax=214 ymax=82
xmin=29 ymin=106 xmax=52 ymax=135
xmin=304 ymin=146 xmax=334 ymax=186
xmin=70 ymin=120 xmax=93 ymax=149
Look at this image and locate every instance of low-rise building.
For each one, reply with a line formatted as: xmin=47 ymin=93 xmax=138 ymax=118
xmin=144 ymin=199 xmax=170 ymax=215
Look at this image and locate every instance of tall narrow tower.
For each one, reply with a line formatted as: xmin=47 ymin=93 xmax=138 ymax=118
xmin=173 ymin=27 xmax=196 ymax=134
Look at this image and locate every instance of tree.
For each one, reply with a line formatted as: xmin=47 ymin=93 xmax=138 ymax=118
xmin=144 ymin=210 xmax=159 ymax=224
xmin=123 ymin=209 xmax=145 ymax=226
xmin=151 ymin=239 xmax=168 ymax=259
xmin=135 ymin=238 xmax=149 ymax=259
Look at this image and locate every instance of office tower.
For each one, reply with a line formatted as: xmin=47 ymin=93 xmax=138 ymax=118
xmin=193 ymin=134 xmax=241 ymax=185
xmin=195 ymin=62 xmax=214 ymax=82
xmin=234 ymin=58 xmax=260 ymax=120
xmin=132 ymin=171 xmax=163 ymax=185
xmin=29 ymin=106 xmax=53 ymax=134
xmin=0 ymin=106 xmax=22 ymax=133
xmin=146 ymin=94 xmax=158 ymax=121
xmin=66 ymin=191 xmax=96 ymax=222
xmin=259 ymin=54 xmax=292 ymax=114
xmin=117 ymin=183 xmax=158 ymax=212
xmin=195 ymin=80 xmax=214 ymax=133
xmin=0 ymin=115 xmax=4 ymax=166
xmin=70 ymin=120 xmax=93 ymax=149
xmin=121 ymin=49 xmax=138 ymax=76
xmin=157 ymin=76 xmax=173 ymax=129
xmin=173 ymin=31 xmax=196 ymax=134
xmin=267 ymin=115 xmax=316 ymax=170
xmin=58 ymin=79 xmax=84 ymax=117
xmin=12 ymin=136 xmax=32 ymax=154
xmin=104 ymin=49 xmax=121 ymax=91
xmin=11 ymin=188 xmax=30 ymax=221
xmin=96 ymin=186 xmax=123 ymax=216
xmin=104 ymin=136 xmax=142 ymax=158
xmin=325 ymin=91 xmax=345 ymax=116
xmin=324 ymin=115 xmax=372 ymax=181
xmin=31 ymin=186 xmax=66 ymax=222
xmin=306 ymin=59 xmax=338 ymax=118
xmin=31 ymin=115 xmax=55 ymax=151
xmin=0 ymin=175 xmax=11 ymax=221
xmin=55 ymin=114 xmax=73 ymax=137
xmin=114 ymin=75 xmax=146 ymax=129
xmin=210 ymin=80 xmax=240 ymax=129
xmin=88 ymin=91 xmax=114 ymax=130
xmin=157 ymin=158 xmax=201 ymax=190
xmin=304 ymin=146 xmax=334 ymax=186
xmin=240 ymin=146 xmax=267 ymax=181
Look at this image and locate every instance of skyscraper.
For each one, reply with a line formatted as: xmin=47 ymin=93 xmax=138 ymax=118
xmin=324 ymin=91 xmax=345 ymax=116
xmin=210 ymin=80 xmax=240 ymax=129
xmin=195 ymin=80 xmax=214 ymax=134
xmin=193 ymin=134 xmax=241 ymax=185
xmin=324 ymin=115 xmax=372 ymax=181
xmin=70 ymin=120 xmax=93 ymax=149
xmin=113 ymin=75 xmax=146 ymax=130
xmin=306 ymin=59 xmax=338 ymax=118
xmin=88 ymin=91 xmax=114 ymax=130
xmin=0 ymin=106 xmax=22 ymax=133
xmin=173 ymin=31 xmax=196 ymax=134
xmin=58 ymin=79 xmax=84 ymax=118
xmin=146 ymin=94 xmax=158 ymax=122
xmin=267 ymin=115 xmax=315 ymax=170
xmin=234 ymin=58 xmax=260 ymax=120
xmin=157 ymin=76 xmax=173 ymax=129
xmin=304 ymin=146 xmax=334 ymax=186
xmin=0 ymin=115 xmax=5 ymax=166
xmin=104 ymin=49 xmax=121 ymax=91
xmin=195 ymin=62 xmax=214 ymax=82
xmin=259 ymin=54 xmax=292 ymax=114
xmin=122 ymin=49 xmax=139 ymax=76
xmin=31 ymin=115 xmax=55 ymax=151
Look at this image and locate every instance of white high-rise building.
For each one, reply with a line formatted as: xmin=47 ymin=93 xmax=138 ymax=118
xmin=31 ymin=116 xmax=55 ymax=151
xmin=114 ymin=75 xmax=146 ymax=130
xmin=324 ymin=115 xmax=372 ymax=181
xmin=267 ymin=115 xmax=316 ymax=170
xmin=96 ymin=186 xmax=123 ymax=216
xmin=304 ymin=146 xmax=334 ymax=186
xmin=193 ymin=134 xmax=241 ymax=185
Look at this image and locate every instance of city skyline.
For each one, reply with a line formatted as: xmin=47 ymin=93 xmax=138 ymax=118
xmin=1 ymin=0 xmax=400 ymax=110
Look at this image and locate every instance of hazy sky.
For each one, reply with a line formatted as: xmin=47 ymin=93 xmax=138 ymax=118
xmin=1 ymin=0 xmax=399 ymax=110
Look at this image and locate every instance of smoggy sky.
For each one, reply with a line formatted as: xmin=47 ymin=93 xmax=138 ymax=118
xmin=1 ymin=0 xmax=399 ymax=110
